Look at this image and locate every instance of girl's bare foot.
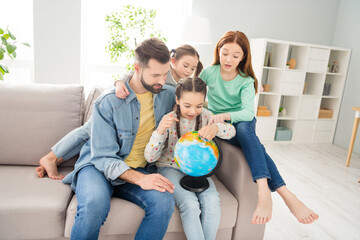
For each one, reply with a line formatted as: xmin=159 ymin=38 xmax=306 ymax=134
xmin=251 ymin=178 xmax=272 ymax=224
xmin=37 ymin=151 xmax=65 ymax=180
xmin=277 ymin=186 xmax=319 ymax=224
xmin=36 ymin=166 xmax=46 ymax=178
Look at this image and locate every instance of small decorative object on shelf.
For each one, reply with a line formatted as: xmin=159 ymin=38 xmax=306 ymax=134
xmin=318 ymin=108 xmax=333 ymax=118
xmin=322 ymin=83 xmax=331 ymax=96
xmin=275 ymin=127 xmax=292 ymax=141
xmin=262 ymin=84 xmax=271 ymax=92
xmin=286 ymin=58 xmax=296 ymax=69
xmin=278 ymin=107 xmax=287 ymax=117
xmin=257 ymin=106 xmax=271 ymax=117
xmin=331 ymin=61 xmax=339 ymax=73
xmin=285 ymin=63 xmax=290 ymax=69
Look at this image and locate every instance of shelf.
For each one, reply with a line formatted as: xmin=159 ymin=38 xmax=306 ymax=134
xmin=258 ymin=92 xmax=281 ymax=95
xmin=321 ymin=96 xmax=340 ymax=99
xmin=263 ymin=66 xmax=283 ymax=70
xmin=277 ymin=117 xmax=297 ymax=120
xmin=251 ymin=38 xmax=350 ymax=143
xmin=326 ymin=72 xmax=344 ymax=76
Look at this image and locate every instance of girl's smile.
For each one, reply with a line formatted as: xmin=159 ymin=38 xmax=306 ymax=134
xmin=176 ymin=91 xmax=204 ymax=121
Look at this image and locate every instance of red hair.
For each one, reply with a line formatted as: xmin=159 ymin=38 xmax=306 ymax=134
xmin=213 ymin=31 xmax=258 ymax=93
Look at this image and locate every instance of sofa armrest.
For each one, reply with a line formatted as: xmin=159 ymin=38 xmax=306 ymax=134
xmin=215 ymin=139 xmax=265 ymax=240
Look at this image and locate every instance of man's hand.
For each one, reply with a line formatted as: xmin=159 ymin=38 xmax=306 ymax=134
xmin=198 ymin=124 xmax=218 ymax=141
xmin=120 ymin=169 xmax=175 ymax=193
xmin=138 ymin=173 xmax=175 ymax=193
xmin=115 ymin=80 xmax=130 ymax=99
xmin=157 ymin=112 xmax=179 ymax=135
xmin=208 ymin=113 xmax=231 ymax=125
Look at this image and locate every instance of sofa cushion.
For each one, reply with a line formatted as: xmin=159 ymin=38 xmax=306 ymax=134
xmin=64 ymin=175 xmax=238 ymax=237
xmin=83 ymin=86 xmax=105 ymax=124
xmin=0 ymin=82 xmax=85 ymax=165
xmin=0 ymin=165 xmax=73 ymax=239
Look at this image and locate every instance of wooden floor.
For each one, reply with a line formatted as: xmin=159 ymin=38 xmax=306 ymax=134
xmin=262 ymin=143 xmax=360 ymax=240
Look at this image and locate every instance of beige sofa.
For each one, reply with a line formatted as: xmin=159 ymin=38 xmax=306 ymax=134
xmin=0 ymin=82 xmax=265 ymax=240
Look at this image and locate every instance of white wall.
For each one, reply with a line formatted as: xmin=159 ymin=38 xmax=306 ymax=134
xmin=332 ymin=0 xmax=360 ymax=154
xmin=33 ymin=0 xmax=81 ymax=84
xmin=192 ymin=0 xmax=340 ymax=67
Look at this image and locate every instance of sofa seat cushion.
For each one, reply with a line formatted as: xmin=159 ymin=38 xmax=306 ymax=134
xmin=64 ymin=175 xmax=238 ymax=237
xmin=0 ymin=166 xmax=73 ymax=239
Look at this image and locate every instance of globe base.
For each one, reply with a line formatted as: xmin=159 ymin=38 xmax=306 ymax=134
xmin=180 ymin=175 xmax=209 ymax=192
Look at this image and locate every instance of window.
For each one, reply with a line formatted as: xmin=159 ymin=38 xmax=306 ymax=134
xmin=0 ymin=0 xmax=34 ymax=83
xmin=81 ymin=0 xmax=192 ymax=89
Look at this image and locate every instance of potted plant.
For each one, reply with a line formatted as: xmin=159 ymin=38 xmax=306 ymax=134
xmin=0 ymin=26 xmax=30 ymax=80
xmin=105 ymin=5 xmax=167 ymax=73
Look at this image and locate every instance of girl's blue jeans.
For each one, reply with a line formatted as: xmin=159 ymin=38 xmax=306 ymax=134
xmin=70 ymin=165 xmax=174 ymax=240
xmin=158 ymin=167 xmax=221 ymax=240
xmin=226 ymin=118 xmax=285 ymax=192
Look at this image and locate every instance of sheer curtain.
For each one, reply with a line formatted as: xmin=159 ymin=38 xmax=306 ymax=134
xmin=0 ymin=0 xmax=34 ymax=83
xmin=81 ymin=0 xmax=192 ymax=89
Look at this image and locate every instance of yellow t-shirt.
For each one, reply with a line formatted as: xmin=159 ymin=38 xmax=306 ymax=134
xmin=125 ymin=92 xmax=155 ymax=168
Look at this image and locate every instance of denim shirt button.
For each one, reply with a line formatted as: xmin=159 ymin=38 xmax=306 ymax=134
xmin=136 ymin=117 xmax=139 ymax=120
xmin=132 ymin=133 xmax=135 ymax=136
xmin=119 ymin=134 xmax=122 ymax=137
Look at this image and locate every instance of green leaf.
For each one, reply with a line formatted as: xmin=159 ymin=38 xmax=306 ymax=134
xmin=3 ymin=34 xmax=9 ymax=40
xmin=6 ymin=44 xmax=17 ymax=54
xmin=0 ymin=72 xmax=4 ymax=80
xmin=0 ymin=51 xmax=3 ymax=60
xmin=8 ymin=30 xmax=16 ymax=40
xmin=0 ymin=64 xmax=9 ymax=73
xmin=12 ymin=51 xmax=17 ymax=59
xmin=22 ymin=42 xmax=31 ymax=47
xmin=1 ymin=36 xmax=8 ymax=46
xmin=0 ymin=28 xmax=4 ymax=34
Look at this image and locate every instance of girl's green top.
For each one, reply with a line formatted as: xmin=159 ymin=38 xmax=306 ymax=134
xmin=199 ymin=65 xmax=255 ymax=124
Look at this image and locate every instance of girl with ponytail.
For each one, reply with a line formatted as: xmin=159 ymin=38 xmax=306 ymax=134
xmin=145 ymin=77 xmax=235 ymax=240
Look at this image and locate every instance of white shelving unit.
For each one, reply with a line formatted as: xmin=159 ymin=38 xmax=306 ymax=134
xmin=250 ymin=38 xmax=351 ymax=143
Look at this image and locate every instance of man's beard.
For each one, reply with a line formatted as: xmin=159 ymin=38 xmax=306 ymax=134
xmin=140 ymin=72 xmax=163 ymax=94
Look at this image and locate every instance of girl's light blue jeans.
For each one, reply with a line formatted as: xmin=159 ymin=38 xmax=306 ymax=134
xmin=227 ymin=118 xmax=286 ymax=191
xmin=52 ymin=121 xmax=91 ymax=160
xmin=71 ymin=165 xmax=174 ymax=240
xmin=158 ymin=167 xmax=221 ymax=240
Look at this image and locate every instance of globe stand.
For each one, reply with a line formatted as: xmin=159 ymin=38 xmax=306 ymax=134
xmin=180 ymin=175 xmax=209 ymax=192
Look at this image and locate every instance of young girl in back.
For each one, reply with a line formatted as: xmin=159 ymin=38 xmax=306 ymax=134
xmin=145 ymin=77 xmax=236 ymax=240
xmin=199 ymin=30 xmax=319 ymax=225
xmin=36 ymin=44 xmax=203 ymax=180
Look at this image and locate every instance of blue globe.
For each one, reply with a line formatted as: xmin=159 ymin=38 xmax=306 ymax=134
xmin=174 ymin=131 xmax=219 ymax=177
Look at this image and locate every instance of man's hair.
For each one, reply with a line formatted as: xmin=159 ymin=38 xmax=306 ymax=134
xmin=134 ymin=38 xmax=170 ymax=68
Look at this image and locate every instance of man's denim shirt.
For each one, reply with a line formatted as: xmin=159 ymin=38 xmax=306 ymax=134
xmin=63 ymin=79 xmax=176 ymax=191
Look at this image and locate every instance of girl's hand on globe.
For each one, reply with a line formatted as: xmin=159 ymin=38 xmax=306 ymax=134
xmin=157 ymin=112 xmax=179 ymax=135
xmin=198 ymin=124 xmax=219 ymax=141
xmin=208 ymin=113 xmax=231 ymax=125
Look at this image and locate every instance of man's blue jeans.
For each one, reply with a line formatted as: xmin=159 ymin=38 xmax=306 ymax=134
xmin=227 ymin=118 xmax=286 ymax=191
xmin=70 ymin=165 xmax=175 ymax=240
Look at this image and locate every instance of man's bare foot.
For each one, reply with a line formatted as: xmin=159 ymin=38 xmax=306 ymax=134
xmin=277 ymin=187 xmax=319 ymax=224
xmin=251 ymin=179 xmax=272 ymax=224
xmin=37 ymin=151 xmax=65 ymax=180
